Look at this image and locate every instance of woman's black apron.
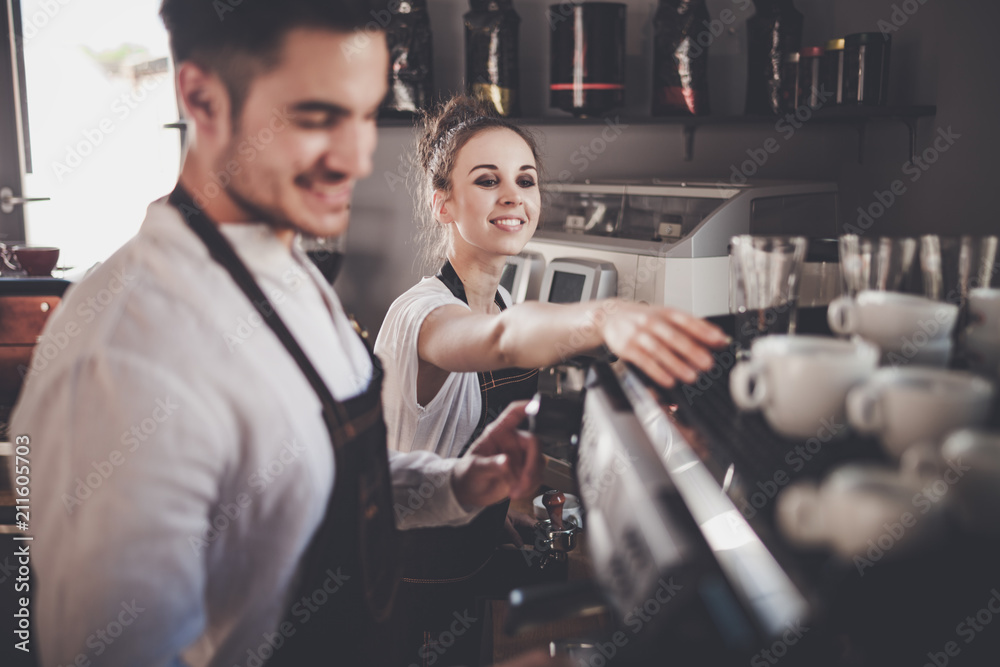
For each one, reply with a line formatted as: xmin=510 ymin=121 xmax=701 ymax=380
xmin=386 ymin=260 xmax=540 ymax=666
xmin=169 ymin=186 xmax=400 ymax=665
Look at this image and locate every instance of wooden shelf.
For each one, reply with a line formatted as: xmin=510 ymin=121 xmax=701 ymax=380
xmin=379 ymin=105 xmax=938 ymax=163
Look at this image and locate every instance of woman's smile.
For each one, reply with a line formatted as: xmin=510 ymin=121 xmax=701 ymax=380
xmin=489 ymin=216 xmax=527 ymax=232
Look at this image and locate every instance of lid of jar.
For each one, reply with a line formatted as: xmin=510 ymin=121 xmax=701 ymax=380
xmin=469 ymin=0 xmax=513 ymax=10
xmin=825 ymin=38 xmax=845 ymax=51
xmin=801 ymin=46 xmax=824 ymax=58
xmin=845 ymin=32 xmax=890 ymax=45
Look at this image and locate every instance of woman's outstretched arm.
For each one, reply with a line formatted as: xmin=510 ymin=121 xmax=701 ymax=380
xmin=417 ymin=299 xmax=729 ymax=389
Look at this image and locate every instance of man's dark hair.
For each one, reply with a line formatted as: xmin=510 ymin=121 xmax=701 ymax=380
xmin=160 ymin=0 xmax=386 ymax=119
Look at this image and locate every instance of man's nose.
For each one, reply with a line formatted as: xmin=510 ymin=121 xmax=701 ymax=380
xmin=325 ymin=120 xmax=375 ymax=180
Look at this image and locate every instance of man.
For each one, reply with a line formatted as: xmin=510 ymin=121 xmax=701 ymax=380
xmin=10 ymin=1 xmax=557 ymax=665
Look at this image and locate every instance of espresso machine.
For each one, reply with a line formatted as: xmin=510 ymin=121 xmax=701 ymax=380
xmin=520 ymin=179 xmax=840 ymax=315
xmin=510 ymin=349 xmax=1000 ymax=666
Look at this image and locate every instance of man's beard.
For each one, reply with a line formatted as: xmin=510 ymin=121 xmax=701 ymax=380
xmin=225 ymin=180 xmax=294 ymax=232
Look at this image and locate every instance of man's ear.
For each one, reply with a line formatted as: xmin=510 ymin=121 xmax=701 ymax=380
xmin=431 ymin=190 xmax=455 ymax=224
xmin=176 ymin=61 xmax=232 ymax=144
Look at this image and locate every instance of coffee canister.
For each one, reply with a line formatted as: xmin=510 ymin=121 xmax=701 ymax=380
xmin=822 ymin=38 xmax=845 ymax=105
xmin=464 ymin=0 xmax=521 ymax=117
xmin=380 ymin=0 xmax=434 ymax=118
xmin=798 ymin=46 xmax=824 ymax=109
xmin=550 ymin=2 xmax=626 ymax=117
xmin=744 ymin=0 xmax=804 ymax=115
xmin=778 ymin=52 xmax=800 ymax=113
xmin=843 ymin=32 xmax=891 ymax=106
xmin=651 ymin=0 xmax=711 ymax=116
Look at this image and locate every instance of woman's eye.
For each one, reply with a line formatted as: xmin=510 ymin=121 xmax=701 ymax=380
xmin=518 ymin=178 xmax=536 ymax=188
xmin=476 ymin=178 xmax=498 ymax=187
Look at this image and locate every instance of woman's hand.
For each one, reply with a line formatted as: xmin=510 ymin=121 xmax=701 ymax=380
xmin=598 ymin=300 xmax=729 ymax=388
xmin=502 ymin=509 xmax=539 ymax=547
xmin=452 ymin=402 xmax=542 ymax=508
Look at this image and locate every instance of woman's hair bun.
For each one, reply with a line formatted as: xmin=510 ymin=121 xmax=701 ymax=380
xmin=417 ymin=95 xmax=497 ymax=172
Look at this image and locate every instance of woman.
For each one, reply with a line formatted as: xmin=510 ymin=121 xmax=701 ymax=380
xmin=374 ymin=95 xmax=728 ymax=665
xmin=376 ymin=95 xmax=727 ymax=459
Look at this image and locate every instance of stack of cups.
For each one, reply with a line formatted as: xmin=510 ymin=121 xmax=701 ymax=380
xmin=920 ymin=235 xmax=999 ymax=370
xmin=965 ymin=288 xmax=1000 ymax=377
xmin=826 ymin=234 xmax=998 ymax=463
xmin=728 ymin=235 xmax=808 ymax=357
xmin=830 ymin=234 xmax=956 ymax=367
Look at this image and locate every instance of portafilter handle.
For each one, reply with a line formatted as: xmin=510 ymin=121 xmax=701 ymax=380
xmin=543 ymin=489 xmax=565 ymax=531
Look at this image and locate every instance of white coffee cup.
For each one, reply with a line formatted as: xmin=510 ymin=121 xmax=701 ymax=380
xmin=881 ymin=337 xmax=954 ymax=369
xmin=940 ymin=429 xmax=1000 ymax=536
xmin=846 ymin=367 xmax=995 ymax=457
xmin=827 ymin=291 xmax=958 ymax=366
xmin=965 ymin=288 xmax=1000 ymax=376
xmin=777 ymin=463 xmax=944 ymax=560
xmin=964 ymin=329 xmax=1000 ymax=377
xmin=968 ymin=288 xmax=1000 ymax=329
xmin=730 ymin=335 xmax=879 ymax=440
xmin=533 ymin=492 xmax=583 ymax=528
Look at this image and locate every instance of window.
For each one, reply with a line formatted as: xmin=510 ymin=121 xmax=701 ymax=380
xmin=12 ymin=0 xmax=180 ymax=276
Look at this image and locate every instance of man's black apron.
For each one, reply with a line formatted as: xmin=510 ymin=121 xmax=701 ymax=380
xmin=169 ymin=186 xmax=400 ymax=665
xmin=386 ymin=260 xmax=539 ymax=666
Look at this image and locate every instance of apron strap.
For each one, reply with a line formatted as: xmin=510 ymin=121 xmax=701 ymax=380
xmin=168 ymin=186 xmax=356 ymax=440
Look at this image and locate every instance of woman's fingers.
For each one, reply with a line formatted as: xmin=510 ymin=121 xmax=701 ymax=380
xmin=510 ymin=430 xmax=541 ymax=498
xmin=458 ymin=402 xmax=542 ymax=506
xmin=663 ymin=308 xmax=730 ymax=348
xmin=624 ymin=338 xmax=694 ymax=387
xmin=608 ymin=307 xmax=729 ymax=387
xmin=503 ymin=515 xmax=525 ymax=547
xmin=645 ymin=318 xmax=716 ymax=372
